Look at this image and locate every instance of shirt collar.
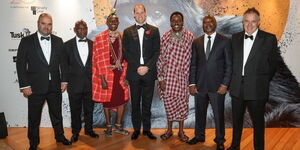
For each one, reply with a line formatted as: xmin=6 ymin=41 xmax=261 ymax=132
xmin=76 ymin=36 xmax=87 ymax=42
xmin=205 ymin=32 xmax=216 ymax=39
xmin=37 ymin=31 xmax=50 ymax=40
xmin=245 ymin=29 xmax=258 ymax=39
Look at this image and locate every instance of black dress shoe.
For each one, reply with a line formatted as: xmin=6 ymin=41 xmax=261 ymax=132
xmin=85 ymin=131 xmax=99 ymax=138
xmin=143 ymin=131 xmax=157 ymax=140
xmin=29 ymin=144 xmax=37 ymax=150
xmin=56 ymin=137 xmax=72 ymax=145
xmin=226 ymin=146 xmax=240 ymax=150
xmin=187 ymin=136 xmax=205 ymax=145
xmin=131 ymin=131 xmax=140 ymax=140
xmin=71 ymin=134 xmax=79 ymax=143
xmin=216 ymin=143 xmax=225 ymax=150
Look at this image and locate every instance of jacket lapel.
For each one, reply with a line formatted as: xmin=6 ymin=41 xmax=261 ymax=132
xmin=86 ymin=39 xmax=93 ymax=68
xmin=142 ymin=24 xmax=151 ymax=55
xmin=236 ymin=32 xmax=244 ymax=71
xmin=131 ymin=25 xmax=139 ymax=41
xmin=49 ymin=34 xmax=56 ymax=66
xmin=72 ymin=37 xmax=84 ymax=67
xmin=199 ymin=36 xmax=206 ymax=62
xmin=131 ymin=25 xmax=140 ymax=56
xmin=34 ymin=32 xmax=48 ymax=65
xmin=245 ymin=30 xmax=264 ymax=65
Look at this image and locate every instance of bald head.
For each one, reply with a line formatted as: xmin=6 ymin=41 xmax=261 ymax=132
xmin=38 ymin=13 xmax=52 ymax=24
xmin=37 ymin=13 xmax=52 ymax=36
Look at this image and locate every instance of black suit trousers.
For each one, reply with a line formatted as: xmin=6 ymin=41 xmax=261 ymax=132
xmin=195 ymin=92 xmax=225 ymax=144
xmin=231 ymin=81 xmax=266 ymax=150
xmin=128 ymin=77 xmax=155 ymax=131
xmin=68 ymin=90 xmax=94 ymax=135
xmin=27 ymin=80 xmax=64 ymax=145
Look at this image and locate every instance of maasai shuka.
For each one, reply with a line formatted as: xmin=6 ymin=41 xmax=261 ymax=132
xmin=92 ymin=30 xmax=129 ymax=103
xmin=157 ymin=28 xmax=194 ymax=121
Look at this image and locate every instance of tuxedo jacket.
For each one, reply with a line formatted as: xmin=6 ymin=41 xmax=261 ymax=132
xmin=62 ymin=37 xmax=93 ymax=94
xmin=16 ymin=32 xmax=64 ymax=94
xmin=189 ymin=33 xmax=232 ymax=92
xmin=229 ymin=29 xmax=280 ymax=100
xmin=122 ymin=24 xmax=160 ymax=80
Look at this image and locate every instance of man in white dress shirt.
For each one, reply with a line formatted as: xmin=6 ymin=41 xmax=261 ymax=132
xmin=122 ymin=4 xmax=160 ymax=140
xmin=188 ymin=15 xmax=232 ymax=150
xmin=62 ymin=20 xmax=99 ymax=143
xmin=227 ymin=8 xmax=280 ymax=150
xmin=16 ymin=13 xmax=71 ymax=150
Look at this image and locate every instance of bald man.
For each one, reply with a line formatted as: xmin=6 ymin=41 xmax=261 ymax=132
xmin=16 ymin=13 xmax=71 ymax=150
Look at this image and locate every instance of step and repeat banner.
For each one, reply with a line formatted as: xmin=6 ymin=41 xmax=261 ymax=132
xmin=0 ymin=0 xmax=300 ymax=128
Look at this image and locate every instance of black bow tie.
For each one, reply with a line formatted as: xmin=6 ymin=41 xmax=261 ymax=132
xmin=245 ymin=34 xmax=253 ymax=40
xmin=41 ymin=36 xmax=50 ymax=41
xmin=137 ymin=24 xmax=146 ymax=30
xmin=78 ymin=39 xmax=87 ymax=42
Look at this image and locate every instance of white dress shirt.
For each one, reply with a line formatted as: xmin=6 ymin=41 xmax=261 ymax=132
xmin=76 ymin=36 xmax=89 ymax=66
xmin=242 ymin=29 xmax=258 ymax=75
xmin=204 ymin=32 xmax=216 ymax=54
xmin=136 ymin=23 xmax=145 ymax=64
xmin=37 ymin=31 xmax=51 ymax=80
xmin=37 ymin=32 xmax=51 ymax=64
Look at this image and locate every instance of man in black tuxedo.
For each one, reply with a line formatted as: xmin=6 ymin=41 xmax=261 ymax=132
xmin=188 ymin=15 xmax=232 ymax=150
xmin=122 ymin=4 xmax=160 ymax=140
xmin=16 ymin=13 xmax=71 ymax=150
xmin=227 ymin=8 xmax=280 ymax=150
xmin=62 ymin=20 xmax=99 ymax=143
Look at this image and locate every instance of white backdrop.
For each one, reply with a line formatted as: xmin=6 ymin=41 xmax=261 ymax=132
xmin=0 ymin=0 xmax=97 ymax=127
xmin=0 ymin=0 xmax=299 ymax=127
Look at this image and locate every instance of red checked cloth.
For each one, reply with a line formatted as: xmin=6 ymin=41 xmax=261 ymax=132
xmin=92 ymin=30 xmax=129 ymax=103
xmin=157 ymin=28 xmax=194 ymax=121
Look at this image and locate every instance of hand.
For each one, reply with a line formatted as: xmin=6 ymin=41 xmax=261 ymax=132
xmin=123 ymin=79 xmax=128 ymax=86
xmin=21 ymin=87 xmax=32 ymax=98
xmin=115 ymin=60 xmax=123 ymax=70
xmin=101 ymin=75 xmax=108 ymax=89
xmin=217 ymin=84 xmax=227 ymax=95
xmin=61 ymin=83 xmax=67 ymax=93
xmin=137 ymin=66 xmax=149 ymax=76
xmin=189 ymin=85 xmax=198 ymax=95
xmin=159 ymin=80 xmax=166 ymax=91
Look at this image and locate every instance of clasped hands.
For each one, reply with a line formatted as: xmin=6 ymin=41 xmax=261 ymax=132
xmin=137 ymin=66 xmax=149 ymax=76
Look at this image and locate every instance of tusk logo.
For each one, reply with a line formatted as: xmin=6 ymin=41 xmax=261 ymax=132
xmin=10 ymin=28 xmax=31 ymax=39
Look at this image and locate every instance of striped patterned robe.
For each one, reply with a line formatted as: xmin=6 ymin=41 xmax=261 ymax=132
xmin=157 ymin=28 xmax=194 ymax=121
